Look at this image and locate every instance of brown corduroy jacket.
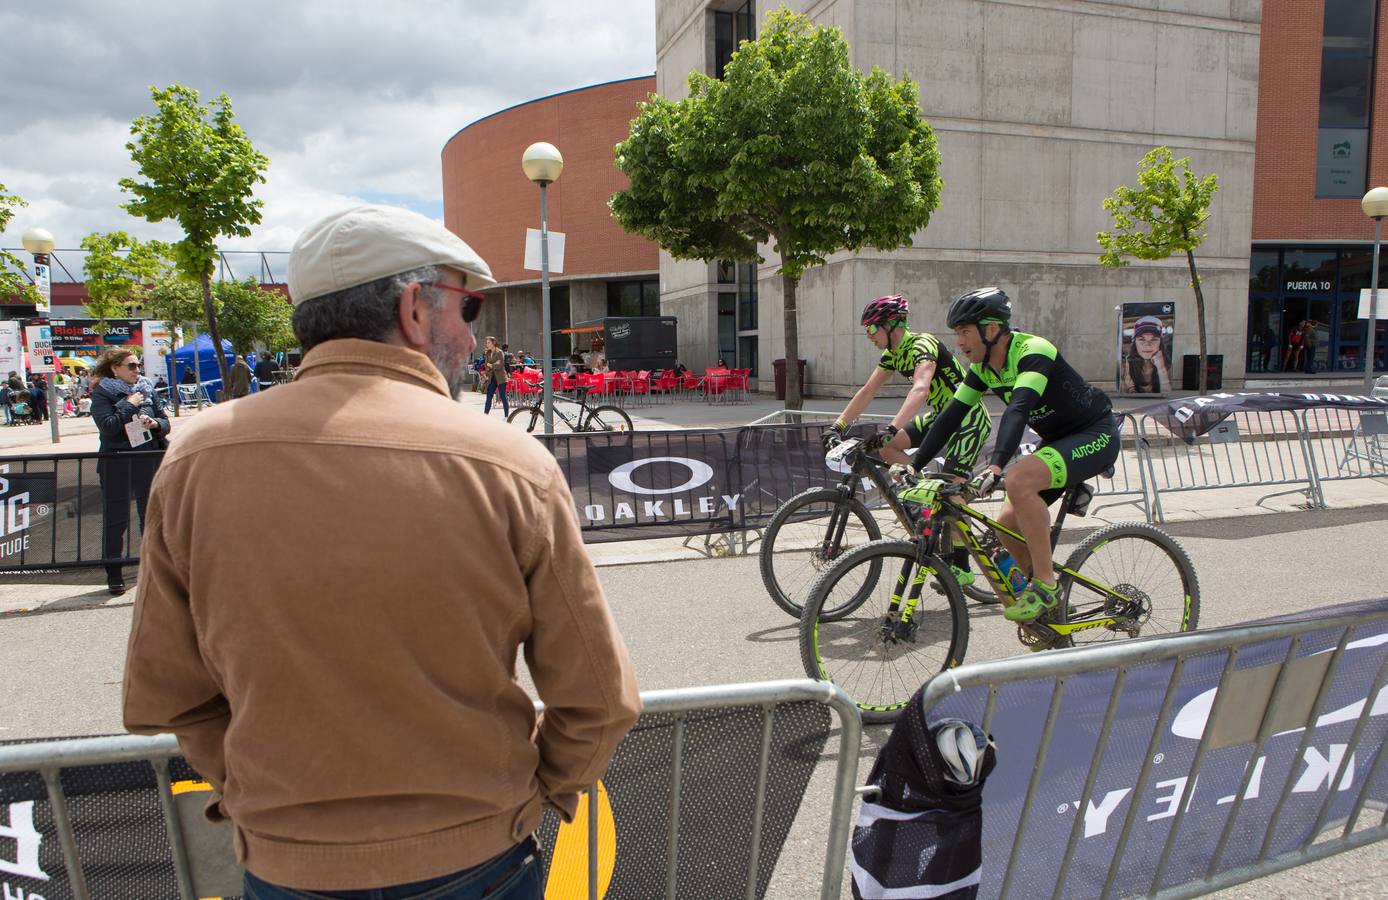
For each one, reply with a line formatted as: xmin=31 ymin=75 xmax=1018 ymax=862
xmin=122 ymin=338 xmax=641 ymax=890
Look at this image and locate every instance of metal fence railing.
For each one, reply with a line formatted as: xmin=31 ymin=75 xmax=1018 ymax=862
xmin=913 ymin=597 xmax=1388 ymax=900
xmin=0 ymin=679 xmax=862 ymax=900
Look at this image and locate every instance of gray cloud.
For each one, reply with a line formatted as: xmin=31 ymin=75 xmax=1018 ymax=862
xmin=0 ymin=0 xmax=655 ymax=253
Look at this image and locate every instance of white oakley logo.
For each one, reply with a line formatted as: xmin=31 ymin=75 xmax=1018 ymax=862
xmin=608 ymin=457 xmax=715 ymax=496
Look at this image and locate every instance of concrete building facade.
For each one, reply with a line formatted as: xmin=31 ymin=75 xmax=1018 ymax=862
xmin=442 ymin=76 xmax=660 ymax=363
xmin=657 ymin=0 xmax=1261 ymax=395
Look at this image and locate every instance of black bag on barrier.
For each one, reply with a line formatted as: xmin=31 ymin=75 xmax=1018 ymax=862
xmin=851 ymin=686 xmax=997 ymax=900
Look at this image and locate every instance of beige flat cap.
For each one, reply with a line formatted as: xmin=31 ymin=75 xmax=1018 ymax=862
xmin=287 ymin=204 xmax=495 ymax=305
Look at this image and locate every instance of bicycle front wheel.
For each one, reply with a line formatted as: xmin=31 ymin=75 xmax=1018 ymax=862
xmin=759 ymin=487 xmax=882 ymax=619
xmin=800 ymin=540 xmax=968 ymax=724
xmin=507 ymin=405 xmax=542 ymax=433
xmin=1056 ymin=522 xmax=1200 ymax=648
xmin=582 ymin=405 xmax=634 ymax=433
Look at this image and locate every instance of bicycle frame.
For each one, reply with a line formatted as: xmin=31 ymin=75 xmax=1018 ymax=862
xmin=928 ymin=493 xmax=1133 ymax=639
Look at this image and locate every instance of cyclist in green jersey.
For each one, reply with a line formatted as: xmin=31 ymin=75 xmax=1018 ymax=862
xmin=823 ymin=294 xmax=993 ymax=584
xmin=912 ymin=287 xmax=1121 ymax=622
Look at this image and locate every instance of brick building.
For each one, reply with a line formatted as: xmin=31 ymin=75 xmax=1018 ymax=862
xmin=441 ymin=76 xmax=660 ymax=364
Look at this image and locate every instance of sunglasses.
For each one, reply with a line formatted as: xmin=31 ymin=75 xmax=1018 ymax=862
xmin=430 ymin=282 xmax=485 ymax=323
xmin=121 ymin=362 xmax=141 ymax=370
xmin=865 ymin=325 xmax=881 ymax=336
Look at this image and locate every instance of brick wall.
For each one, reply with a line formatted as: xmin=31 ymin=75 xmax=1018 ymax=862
xmin=1254 ymin=0 xmax=1388 ymax=241
xmin=441 ymin=77 xmax=659 ymax=286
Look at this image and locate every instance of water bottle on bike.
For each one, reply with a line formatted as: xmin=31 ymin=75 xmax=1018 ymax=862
xmin=992 ymin=548 xmax=1028 ymax=593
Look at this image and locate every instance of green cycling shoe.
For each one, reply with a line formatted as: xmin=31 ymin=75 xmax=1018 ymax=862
xmin=1004 ymin=580 xmax=1060 ymax=622
xmin=950 ymin=565 xmax=975 ymax=587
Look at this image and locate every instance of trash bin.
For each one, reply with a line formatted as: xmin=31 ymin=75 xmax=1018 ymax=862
xmin=1181 ymin=354 xmax=1223 ymax=391
xmin=772 ymin=358 xmax=807 ymax=401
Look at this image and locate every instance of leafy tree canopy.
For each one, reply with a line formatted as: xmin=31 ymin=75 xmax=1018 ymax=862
xmin=215 ymin=278 xmax=294 ymax=354
xmin=120 ymin=83 xmax=269 ymax=388
xmin=79 ymin=231 xmax=171 ymax=329
xmin=612 ymin=7 xmax=942 ymax=281
xmin=119 ymin=85 xmax=269 ymax=281
xmin=1 ymin=184 xmax=43 ymax=305
xmin=1097 ymin=146 xmax=1218 ymax=266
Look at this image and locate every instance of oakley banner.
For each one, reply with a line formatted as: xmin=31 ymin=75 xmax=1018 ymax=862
xmin=1135 ymin=391 xmax=1388 ymax=441
xmin=928 ymin=597 xmax=1388 ymax=899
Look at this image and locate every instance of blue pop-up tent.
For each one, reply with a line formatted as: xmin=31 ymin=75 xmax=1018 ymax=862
xmin=167 ymin=333 xmax=234 ymax=389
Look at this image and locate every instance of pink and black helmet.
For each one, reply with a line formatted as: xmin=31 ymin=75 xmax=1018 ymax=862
xmin=860 ymin=294 xmax=909 ymax=328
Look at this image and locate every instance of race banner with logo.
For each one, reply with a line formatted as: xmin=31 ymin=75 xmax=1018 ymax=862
xmin=928 ymin=597 xmax=1388 ymax=897
xmin=1135 ymin=391 xmax=1388 ymax=441
xmin=0 ymin=464 xmax=57 ymax=566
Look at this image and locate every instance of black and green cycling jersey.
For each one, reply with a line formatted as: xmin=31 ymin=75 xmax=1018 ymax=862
xmin=913 ymin=331 xmax=1112 ymax=470
xmin=876 ymin=329 xmax=968 ymax=416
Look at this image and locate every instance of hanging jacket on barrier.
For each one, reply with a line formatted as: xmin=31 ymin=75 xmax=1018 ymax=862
xmin=851 ymin=686 xmax=996 ymax=900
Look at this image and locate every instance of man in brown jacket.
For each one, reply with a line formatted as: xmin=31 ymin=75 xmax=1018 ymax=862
xmin=122 ymin=204 xmax=641 ymax=898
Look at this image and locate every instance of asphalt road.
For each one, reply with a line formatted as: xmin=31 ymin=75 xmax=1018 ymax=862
xmin=2 ymin=507 xmax=1386 ymax=897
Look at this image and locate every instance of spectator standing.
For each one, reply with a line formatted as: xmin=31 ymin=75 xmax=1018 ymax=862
xmin=122 ymin=204 xmax=639 ymax=900
xmin=229 ymin=354 xmax=253 ymax=398
xmin=482 ymin=335 xmax=510 ymax=415
xmin=1302 ymin=319 xmax=1319 ymax=374
xmin=254 ymin=352 xmax=280 ymax=391
xmin=29 ymin=374 xmax=49 ymax=422
xmin=89 ymin=347 xmax=169 ymax=595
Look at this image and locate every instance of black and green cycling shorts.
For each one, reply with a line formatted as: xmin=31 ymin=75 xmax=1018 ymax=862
xmin=1032 ymin=413 xmax=1121 ymax=505
xmin=905 ymin=404 xmax=993 ymax=479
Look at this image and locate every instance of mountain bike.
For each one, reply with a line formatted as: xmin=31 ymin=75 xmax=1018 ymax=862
xmin=798 ymin=446 xmax=1200 ymax=723
xmin=758 ymin=431 xmax=1000 ymax=617
xmin=507 ymin=385 xmax=634 ymax=434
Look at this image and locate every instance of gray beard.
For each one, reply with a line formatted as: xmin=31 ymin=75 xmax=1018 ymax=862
xmin=427 ymin=335 xmax=470 ymax=401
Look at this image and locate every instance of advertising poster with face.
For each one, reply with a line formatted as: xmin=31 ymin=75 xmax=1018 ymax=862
xmin=1118 ymin=302 xmax=1175 ymax=396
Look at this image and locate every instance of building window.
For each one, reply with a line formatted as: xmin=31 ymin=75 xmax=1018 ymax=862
xmin=716 ymin=259 xmax=736 ymax=283
xmin=1316 ymin=0 xmax=1378 ymax=197
xmin=714 ymin=1 xmax=755 ymax=79
xmin=718 ymin=294 xmax=737 ymax=364
xmin=737 ymin=264 xmax=757 ymax=331
xmin=607 ymin=280 xmax=660 ymax=317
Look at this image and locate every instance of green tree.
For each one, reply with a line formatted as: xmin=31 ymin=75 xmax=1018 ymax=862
xmin=215 ymin=278 xmax=294 ymax=353
xmin=0 ymin=185 xmax=42 ymax=306
xmin=1098 ymin=146 xmax=1220 ymax=392
xmin=144 ymin=273 xmax=210 ymax=333
xmin=79 ymin=231 xmax=170 ymax=331
xmin=120 ymin=84 xmax=269 ymax=391
xmin=610 ymin=7 xmax=942 ymax=408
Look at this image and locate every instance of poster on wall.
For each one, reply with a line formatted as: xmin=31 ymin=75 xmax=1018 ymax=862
xmin=142 ymin=320 xmax=173 ymax=376
xmin=0 ymin=321 xmax=25 ymax=378
xmin=1117 ymin=302 xmax=1175 ymax=396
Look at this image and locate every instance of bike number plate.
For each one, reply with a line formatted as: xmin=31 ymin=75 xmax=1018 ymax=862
xmin=824 ymin=437 xmax=861 ymax=473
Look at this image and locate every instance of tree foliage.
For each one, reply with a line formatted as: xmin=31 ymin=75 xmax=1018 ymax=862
xmin=79 ymin=231 xmax=170 ymax=330
xmin=0 ymin=185 xmax=42 ymax=306
xmin=215 ymin=279 xmax=294 ymax=353
xmin=144 ymin=274 xmax=211 ymax=332
xmin=120 ymin=84 xmax=269 ymax=388
xmin=611 ymin=7 xmax=942 ymax=407
xmin=1097 ymin=146 xmax=1220 ymax=391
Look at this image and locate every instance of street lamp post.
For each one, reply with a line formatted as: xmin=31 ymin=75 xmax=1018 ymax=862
xmin=21 ymin=226 xmax=60 ymax=444
xmin=521 ymin=142 xmax=564 ymax=434
xmin=1362 ymin=187 xmax=1388 ymax=392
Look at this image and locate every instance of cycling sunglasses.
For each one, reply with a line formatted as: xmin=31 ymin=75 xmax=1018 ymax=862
xmin=864 ymin=324 xmax=883 ymax=335
xmin=430 ymin=282 xmax=486 ymax=322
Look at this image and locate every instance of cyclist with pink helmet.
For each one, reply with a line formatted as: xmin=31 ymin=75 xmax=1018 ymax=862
xmin=823 ymin=294 xmax=992 ymax=585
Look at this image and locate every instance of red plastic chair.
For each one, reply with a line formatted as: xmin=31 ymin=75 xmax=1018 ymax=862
xmin=628 ymin=370 xmax=651 ymax=406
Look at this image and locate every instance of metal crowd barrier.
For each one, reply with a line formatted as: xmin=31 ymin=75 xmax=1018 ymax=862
xmin=1299 ymin=405 xmax=1388 ymax=492
xmin=0 ymin=679 xmax=862 ymax=900
xmin=916 ymin=598 xmax=1388 ymax=899
xmin=1134 ymin=409 xmax=1321 ymax=523
xmin=0 ymin=450 xmax=162 ymax=572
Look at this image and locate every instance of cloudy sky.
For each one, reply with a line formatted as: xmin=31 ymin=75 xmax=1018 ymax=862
xmin=0 ymin=0 xmax=655 ymax=256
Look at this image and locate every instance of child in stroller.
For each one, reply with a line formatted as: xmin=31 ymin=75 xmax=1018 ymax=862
xmin=7 ymin=388 xmax=37 ymax=425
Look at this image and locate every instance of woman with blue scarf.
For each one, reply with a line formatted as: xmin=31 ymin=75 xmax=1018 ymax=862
xmin=90 ymin=347 xmax=170 ymax=595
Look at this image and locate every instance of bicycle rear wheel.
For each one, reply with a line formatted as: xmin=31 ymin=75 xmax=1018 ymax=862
xmin=1055 ymin=522 xmax=1200 ymax=648
xmin=582 ymin=404 xmax=634 ymax=433
xmin=506 ymin=405 xmax=542 ymax=432
xmin=759 ymin=487 xmax=883 ymax=619
xmin=799 ymin=539 xmax=968 ymax=724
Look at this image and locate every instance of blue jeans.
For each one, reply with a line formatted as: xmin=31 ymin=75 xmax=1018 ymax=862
xmin=484 ymin=378 xmax=509 ymax=416
xmin=243 ymin=838 xmax=541 ymax=900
